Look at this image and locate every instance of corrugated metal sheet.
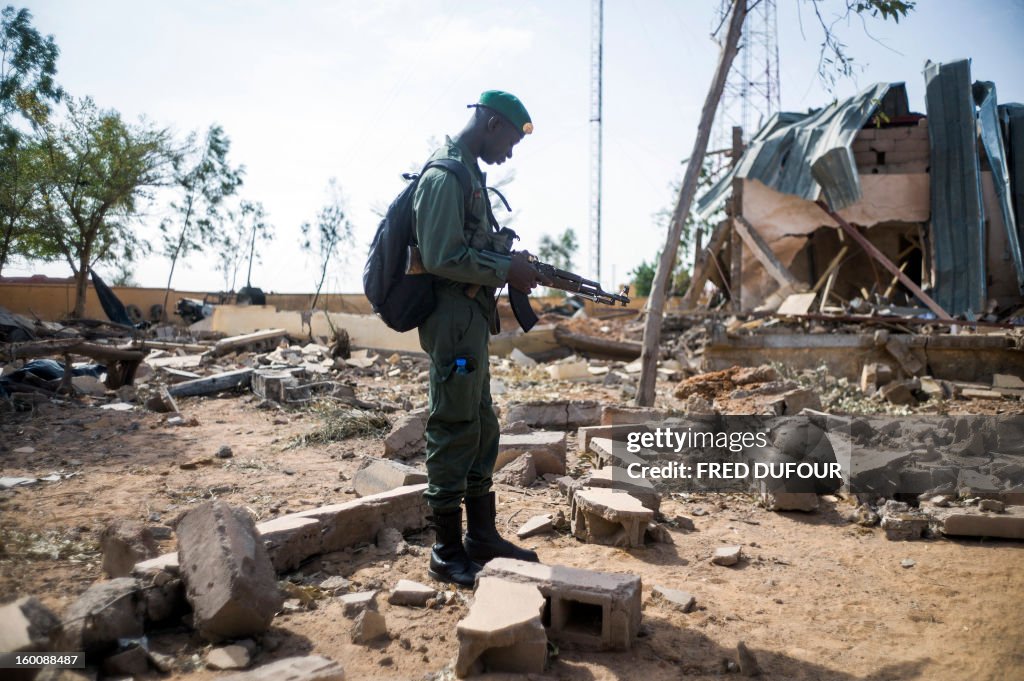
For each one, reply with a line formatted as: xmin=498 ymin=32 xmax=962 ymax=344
xmin=925 ymin=59 xmax=987 ymax=317
xmin=695 ymin=83 xmax=904 ymax=220
xmin=999 ymin=102 xmax=1024 ymax=292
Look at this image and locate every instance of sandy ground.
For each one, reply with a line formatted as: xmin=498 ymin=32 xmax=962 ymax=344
xmin=1 ymin=363 xmax=1023 ymax=681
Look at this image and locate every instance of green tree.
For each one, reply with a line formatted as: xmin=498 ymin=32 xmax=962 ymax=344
xmin=630 ymin=259 xmax=656 ymax=297
xmin=1 ymin=5 xmax=62 ymax=140
xmin=536 ymin=227 xmax=577 ymax=271
xmin=301 ymin=178 xmax=353 ymax=310
xmin=0 ymin=135 xmax=42 ymax=273
xmin=159 ymin=124 xmax=243 ymax=318
xmin=216 ymin=199 xmax=273 ymax=292
xmin=33 ymin=97 xmax=170 ymax=317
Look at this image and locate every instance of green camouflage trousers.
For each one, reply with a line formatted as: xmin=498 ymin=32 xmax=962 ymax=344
xmin=417 ymin=286 xmax=499 ymax=511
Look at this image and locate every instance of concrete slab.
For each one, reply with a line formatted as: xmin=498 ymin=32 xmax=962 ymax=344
xmin=293 ymin=484 xmax=429 ymax=552
xmin=255 ymin=515 xmax=322 ymax=573
xmin=455 ymin=577 xmax=547 ymax=677
xmin=353 ymin=459 xmax=427 ymax=497
xmin=496 ymin=431 xmax=567 ymax=475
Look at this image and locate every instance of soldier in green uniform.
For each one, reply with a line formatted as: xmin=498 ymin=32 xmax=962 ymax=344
xmin=414 ymin=91 xmax=547 ymax=587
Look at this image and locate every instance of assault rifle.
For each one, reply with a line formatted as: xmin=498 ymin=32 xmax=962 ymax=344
xmin=508 ymin=253 xmax=630 ymax=333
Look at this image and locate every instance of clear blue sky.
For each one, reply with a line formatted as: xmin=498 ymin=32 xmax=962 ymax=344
xmin=11 ymin=0 xmax=1024 ymax=293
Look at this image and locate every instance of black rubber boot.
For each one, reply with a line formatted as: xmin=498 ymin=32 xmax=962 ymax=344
xmin=464 ymin=492 xmax=540 ymax=564
xmin=427 ymin=508 xmax=482 ymax=588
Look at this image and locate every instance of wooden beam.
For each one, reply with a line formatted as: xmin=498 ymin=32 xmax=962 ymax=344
xmin=815 ymin=201 xmax=953 ymax=320
xmin=166 ymin=368 xmax=254 ymax=398
xmin=212 ymin=328 xmax=287 ymax=355
xmin=732 ymin=215 xmax=804 ymax=290
xmin=680 ymin=219 xmax=731 ymax=309
xmin=553 ymin=326 xmax=641 ymax=360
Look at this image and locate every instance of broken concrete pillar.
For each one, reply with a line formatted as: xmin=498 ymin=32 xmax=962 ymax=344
xmin=587 ymin=466 xmax=661 ymax=513
xmin=495 ymin=431 xmax=567 ymax=475
xmin=293 ymin=484 xmax=429 ymax=552
xmin=505 ymin=400 xmax=601 ymax=429
xmin=58 ymin=578 xmax=144 ymax=655
xmin=218 ymin=655 xmax=345 ymax=681
xmin=100 ymin=519 xmax=159 ymax=578
xmin=571 ymin=488 xmax=654 ymax=548
xmin=478 ymin=557 xmax=642 ymax=650
xmin=177 ymin=501 xmax=284 ymax=641
xmin=255 ymin=515 xmax=323 ymax=573
xmin=455 ymin=577 xmax=547 ymax=677
xmin=353 ymin=458 xmax=427 ymax=497
xmin=382 ymin=410 xmax=427 ymax=459
xmin=492 ymin=452 xmax=537 ymax=487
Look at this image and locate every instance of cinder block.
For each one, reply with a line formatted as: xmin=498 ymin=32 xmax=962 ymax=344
xmin=256 ymin=515 xmax=322 ymax=572
xmin=455 ymin=577 xmax=547 ymax=677
xmin=353 ymin=458 xmax=427 ymax=497
xmin=218 ymin=655 xmax=345 ymax=681
xmin=294 ymin=484 xmax=429 ymax=552
xmin=177 ymin=501 xmax=283 ymax=641
xmin=478 ymin=557 xmax=643 ymax=650
xmin=587 ymin=467 xmax=661 ymax=513
xmin=587 ymin=437 xmax=648 ymax=470
xmin=571 ymin=488 xmax=654 ymax=548
xmin=496 ymin=431 xmax=567 ymax=475
xmin=577 ymin=424 xmax=639 ymax=455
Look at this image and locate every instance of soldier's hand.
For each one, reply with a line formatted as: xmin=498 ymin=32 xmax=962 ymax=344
xmin=507 ymin=251 xmax=543 ymax=293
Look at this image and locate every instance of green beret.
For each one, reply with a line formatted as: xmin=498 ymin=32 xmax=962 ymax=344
xmin=474 ymin=90 xmax=533 ymax=135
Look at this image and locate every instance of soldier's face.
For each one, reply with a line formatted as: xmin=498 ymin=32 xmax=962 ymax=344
xmin=481 ymin=118 xmax=523 ymax=165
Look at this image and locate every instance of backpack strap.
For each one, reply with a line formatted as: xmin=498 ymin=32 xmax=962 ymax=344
xmin=423 ymin=158 xmax=475 ymax=222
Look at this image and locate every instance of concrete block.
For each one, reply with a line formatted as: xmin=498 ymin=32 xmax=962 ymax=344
xmin=570 ymin=488 xmax=654 ymax=548
xmin=207 ymin=644 xmax=251 ymax=670
xmin=293 ymin=484 xmax=429 ymax=552
xmin=600 ymin=406 xmax=666 ymax=426
xmin=382 ymin=411 xmax=427 ymax=459
xmin=712 ymin=545 xmax=742 ymax=566
xmin=177 ymin=501 xmax=283 ymax=641
xmin=759 ymin=489 xmax=818 ymax=512
xmin=256 ymin=515 xmax=322 ymax=573
xmin=506 ymin=400 xmax=601 ymax=429
xmin=339 ymin=591 xmax=378 ymax=618
xmin=935 ymin=505 xmax=1024 ymax=539
xmin=493 ymin=452 xmax=537 ymax=487
xmin=0 ymin=596 xmax=61 ymax=656
xmin=478 ymin=557 xmax=642 ymax=650
xmin=252 ymin=369 xmax=305 ymax=403
xmin=881 ymin=513 xmax=929 ymax=540
xmin=587 ymin=467 xmax=661 ymax=513
xmin=59 ymin=578 xmax=144 ymax=655
xmin=547 ymin=360 xmax=591 ymax=381
xmin=353 ymin=459 xmax=427 ymax=497
xmin=577 ymin=424 xmax=639 ymax=455
xmin=455 ymin=577 xmax=547 ymax=677
xmin=218 ymin=655 xmax=345 ymax=681
xmin=651 ymin=585 xmax=696 ymax=613
xmin=100 ymin=519 xmax=159 ymax=578
xmin=388 ymin=579 xmax=436 ymax=607
xmin=132 ymin=551 xmax=179 ymax=576
xmin=588 ymin=437 xmax=647 ymax=470
xmin=496 ymin=431 xmax=567 ymax=475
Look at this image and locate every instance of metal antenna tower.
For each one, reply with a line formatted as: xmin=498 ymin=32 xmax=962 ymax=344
xmin=589 ymin=0 xmax=603 ymax=281
xmin=712 ymin=0 xmax=780 ymax=155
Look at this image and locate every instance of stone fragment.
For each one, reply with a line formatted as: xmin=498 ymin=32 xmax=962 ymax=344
xmin=100 ymin=519 xmax=159 ymax=578
xmin=177 ymin=501 xmax=283 ymax=641
xmin=860 ymin=363 xmax=893 ymax=394
xmin=652 ymin=585 xmax=695 ymax=613
xmin=587 ymin=437 xmax=647 ymax=470
xmin=496 ymin=431 xmax=567 ymax=475
xmin=517 ymin=514 xmax=554 ymax=539
xmin=293 ymin=484 xmax=429 ymax=553
xmin=674 ymin=515 xmax=696 ymax=531
xmin=767 ymin=388 xmax=822 ymax=415
xmin=339 ymin=591 xmax=378 ymax=618
xmin=505 ymin=400 xmax=601 ymax=429
xmin=102 ymin=645 xmax=149 ymax=676
xmin=353 ymin=459 xmax=427 ymax=497
xmin=255 ymin=514 xmax=322 ymax=573
xmin=979 ymin=499 xmax=1005 ymax=513
xmin=600 ymin=406 xmax=666 ymax=426
xmin=132 ymin=551 xmax=179 ymax=576
xmin=576 ymin=424 xmax=639 ymax=456
xmin=207 ymin=645 xmax=252 ymax=670
xmin=736 ymin=641 xmax=762 ymax=677
xmin=880 ymin=513 xmax=929 ymax=541
xmin=388 ymin=580 xmax=436 ymax=607
xmin=570 ymin=488 xmax=654 ymax=548
xmin=587 ymin=466 xmax=661 ymax=513
xmin=455 ymin=577 xmax=547 ymax=677
xmin=350 ymin=609 xmax=388 ymax=644
xmin=216 ymin=445 xmax=234 ymax=458
xmin=644 ymin=522 xmax=673 ymax=544
xmin=478 ymin=557 xmax=642 ymax=650
xmin=142 ymin=575 xmax=187 ymax=624
xmin=711 ymin=545 xmax=742 ymax=567
xmin=382 ymin=411 xmax=427 ymax=459
xmin=547 ymin=360 xmax=590 ymax=381
xmin=880 ymin=380 xmax=918 ymax=406
xmin=993 ymin=373 xmax=1024 ymax=389
xmin=509 ymin=348 xmax=537 ymax=367
xmin=59 ymin=578 xmax=144 ymax=655
xmin=0 ymin=596 xmax=61 ymax=655
xmin=901 ymin=559 xmax=916 ymax=569
xmin=218 ymin=655 xmax=345 ymax=681
xmin=493 ymin=452 xmax=537 ymax=487
xmin=759 ymin=489 xmax=818 ymax=512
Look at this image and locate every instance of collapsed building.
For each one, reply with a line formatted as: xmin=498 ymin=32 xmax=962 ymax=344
xmin=685 ymin=59 xmax=1023 ymax=383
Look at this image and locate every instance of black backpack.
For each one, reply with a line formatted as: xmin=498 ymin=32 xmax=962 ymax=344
xmin=363 ymin=159 xmax=472 ymax=332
